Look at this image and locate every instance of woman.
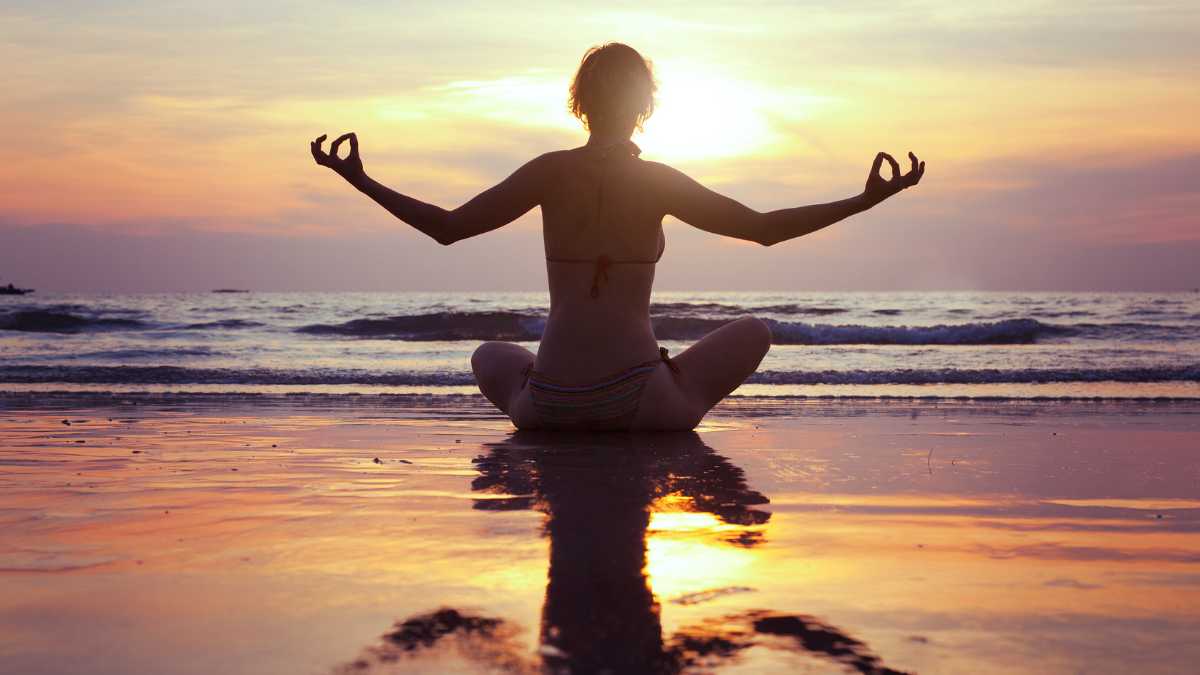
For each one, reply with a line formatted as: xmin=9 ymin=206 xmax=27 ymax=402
xmin=311 ymin=43 xmax=924 ymax=431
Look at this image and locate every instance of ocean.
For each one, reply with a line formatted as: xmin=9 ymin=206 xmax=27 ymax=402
xmin=1 ymin=290 xmax=1197 ymax=399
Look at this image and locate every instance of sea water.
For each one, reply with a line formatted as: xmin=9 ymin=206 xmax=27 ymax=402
xmin=1 ymin=291 xmax=1197 ymax=399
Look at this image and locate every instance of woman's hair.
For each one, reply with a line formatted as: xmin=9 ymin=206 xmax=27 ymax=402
xmin=568 ymin=43 xmax=656 ymax=132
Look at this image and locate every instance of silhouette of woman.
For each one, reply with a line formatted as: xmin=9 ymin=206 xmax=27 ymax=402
xmin=311 ymin=43 xmax=924 ymax=430
xmin=334 ymin=432 xmax=908 ymax=674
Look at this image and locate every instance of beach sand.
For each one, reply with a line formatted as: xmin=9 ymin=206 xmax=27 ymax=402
xmin=2 ymin=394 xmax=1198 ymax=674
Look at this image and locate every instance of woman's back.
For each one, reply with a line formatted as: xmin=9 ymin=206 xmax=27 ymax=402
xmin=535 ymin=140 xmax=667 ymax=382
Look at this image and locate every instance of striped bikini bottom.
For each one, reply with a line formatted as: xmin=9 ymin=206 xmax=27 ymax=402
xmin=523 ymin=347 xmax=679 ymax=431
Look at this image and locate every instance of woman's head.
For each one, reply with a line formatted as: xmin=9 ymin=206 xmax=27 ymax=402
xmin=569 ymin=43 xmax=656 ymax=135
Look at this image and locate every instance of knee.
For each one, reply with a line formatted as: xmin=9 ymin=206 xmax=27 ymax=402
xmin=470 ymin=341 xmax=505 ymax=375
xmin=738 ymin=316 xmax=772 ymax=355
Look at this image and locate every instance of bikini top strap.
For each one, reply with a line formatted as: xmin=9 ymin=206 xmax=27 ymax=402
xmin=592 ymin=139 xmax=641 ymax=236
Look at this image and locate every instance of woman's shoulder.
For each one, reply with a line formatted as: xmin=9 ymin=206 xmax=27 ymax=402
xmin=530 ymin=146 xmax=676 ymax=186
xmin=542 ymin=147 xmax=590 ymax=160
xmin=523 ymin=148 xmax=578 ymax=175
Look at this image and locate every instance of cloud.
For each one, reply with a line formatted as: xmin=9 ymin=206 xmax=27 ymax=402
xmin=1043 ymin=577 xmax=1103 ymax=590
xmin=2 ymin=1 xmax=1198 ymax=289
xmin=956 ymin=153 xmax=1200 ymax=245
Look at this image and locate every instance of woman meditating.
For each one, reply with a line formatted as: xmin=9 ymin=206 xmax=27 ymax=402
xmin=311 ymin=43 xmax=924 ymax=431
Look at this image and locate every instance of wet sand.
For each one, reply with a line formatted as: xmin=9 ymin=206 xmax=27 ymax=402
xmin=1 ymin=394 xmax=1198 ymax=674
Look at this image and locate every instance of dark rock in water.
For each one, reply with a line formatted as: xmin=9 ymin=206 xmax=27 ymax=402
xmin=0 ymin=283 xmax=33 ymax=295
xmin=373 ymin=457 xmax=383 ymax=464
xmin=211 ymin=289 xmax=250 ymax=293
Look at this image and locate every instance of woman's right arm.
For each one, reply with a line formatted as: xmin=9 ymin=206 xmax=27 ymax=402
xmin=659 ymin=152 xmax=924 ymax=247
xmin=311 ymin=132 xmax=544 ymax=245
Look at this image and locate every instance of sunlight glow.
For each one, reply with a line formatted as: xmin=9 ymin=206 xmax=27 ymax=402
xmin=638 ymin=63 xmax=781 ymax=161
xmin=644 ymin=496 xmax=765 ymax=599
xmin=649 ymin=511 xmax=727 ymax=533
xmin=645 ymin=537 xmax=757 ymax=600
xmin=429 ymin=73 xmax=574 ymax=129
xmin=411 ymin=63 xmax=824 ymax=163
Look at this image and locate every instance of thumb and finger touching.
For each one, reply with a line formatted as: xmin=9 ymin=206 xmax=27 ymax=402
xmin=330 ymin=132 xmax=359 ymax=161
xmin=868 ymin=150 xmax=927 ymax=196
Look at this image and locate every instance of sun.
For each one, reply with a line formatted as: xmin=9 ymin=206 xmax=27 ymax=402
xmin=636 ymin=63 xmax=778 ymax=162
xmin=413 ymin=63 xmax=821 ymax=165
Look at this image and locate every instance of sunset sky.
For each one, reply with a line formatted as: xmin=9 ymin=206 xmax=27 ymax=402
xmin=1 ymin=1 xmax=1197 ymax=291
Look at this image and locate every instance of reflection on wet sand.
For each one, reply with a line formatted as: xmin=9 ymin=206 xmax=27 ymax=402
xmin=4 ymin=400 xmax=1200 ymax=674
xmin=339 ymin=432 xmax=906 ymax=674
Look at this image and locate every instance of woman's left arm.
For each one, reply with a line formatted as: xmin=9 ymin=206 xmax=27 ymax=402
xmin=311 ymin=132 xmax=544 ymax=245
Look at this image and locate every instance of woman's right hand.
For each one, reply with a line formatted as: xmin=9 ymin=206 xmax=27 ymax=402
xmin=311 ymin=132 xmax=365 ymax=183
xmin=862 ymin=151 xmax=924 ymax=207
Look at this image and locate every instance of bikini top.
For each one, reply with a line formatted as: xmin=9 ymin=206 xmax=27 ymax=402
xmin=545 ymin=139 xmax=663 ymax=299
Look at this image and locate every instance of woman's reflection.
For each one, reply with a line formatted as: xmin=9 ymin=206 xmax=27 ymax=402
xmin=336 ymin=432 xmax=905 ymax=674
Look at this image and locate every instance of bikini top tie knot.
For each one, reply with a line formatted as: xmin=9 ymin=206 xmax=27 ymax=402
xmin=596 ymin=139 xmax=642 ymax=160
xmin=590 ymin=255 xmax=612 ymax=299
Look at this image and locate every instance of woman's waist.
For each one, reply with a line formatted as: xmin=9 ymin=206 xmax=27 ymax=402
xmin=535 ymin=319 xmax=660 ymax=380
xmin=546 ymin=261 xmax=655 ymax=301
xmin=541 ymin=308 xmax=655 ymax=338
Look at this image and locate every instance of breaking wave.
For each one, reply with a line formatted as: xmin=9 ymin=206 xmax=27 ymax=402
xmin=297 ymin=313 xmax=1073 ymax=345
xmin=0 ymin=310 xmax=149 ymax=333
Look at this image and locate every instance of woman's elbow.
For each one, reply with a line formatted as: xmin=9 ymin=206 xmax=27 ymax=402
xmin=432 ymin=212 xmax=461 ymax=245
xmin=752 ymin=225 xmax=780 ymax=247
xmin=749 ymin=214 xmax=778 ymax=246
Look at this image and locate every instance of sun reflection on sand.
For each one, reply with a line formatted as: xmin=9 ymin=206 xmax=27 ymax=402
xmin=646 ymin=537 xmax=757 ymax=603
xmin=645 ymin=496 xmax=763 ymax=601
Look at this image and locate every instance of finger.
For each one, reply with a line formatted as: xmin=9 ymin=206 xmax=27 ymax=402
xmin=347 ymin=132 xmax=359 ymax=158
xmin=881 ymin=152 xmax=901 ymax=181
xmin=906 ymin=152 xmax=921 ymax=185
xmin=310 ymin=137 xmax=327 ymax=164
xmin=908 ymin=151 xmax=919 ymax=175
xmin=330 ymin=133 xmax=353 ymax=160
xmin=917 ymin=160 xmax=925 ymax=183
xmin=870 ymin=152 xmax=885 ymax=178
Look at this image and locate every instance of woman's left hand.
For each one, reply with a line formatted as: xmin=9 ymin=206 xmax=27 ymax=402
xmin=311 ymin=132 xmax=365 ymax=183
xmin=862 ymin=151 xmax=924 ymax=207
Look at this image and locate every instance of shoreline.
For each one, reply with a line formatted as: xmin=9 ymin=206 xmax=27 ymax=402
xmin=4 ymin=388 xmax=1200 ymax=410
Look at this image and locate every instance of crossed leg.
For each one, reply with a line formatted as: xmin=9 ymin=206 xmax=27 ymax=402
xmin=632 ymin=316 xmax=772 ymax=430
xmin=471 ymin=316 xmax=772 ymax=431
xmin=471 ymin=341 xmax=535 ymax=417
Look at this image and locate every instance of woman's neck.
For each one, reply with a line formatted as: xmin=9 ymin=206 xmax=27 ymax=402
xmin=586 ymin=129 xmax=633 ymax=148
